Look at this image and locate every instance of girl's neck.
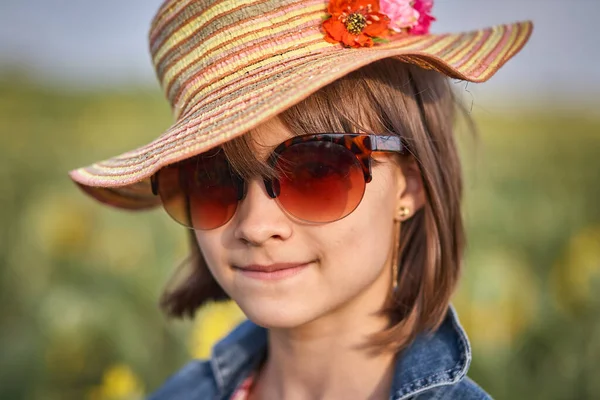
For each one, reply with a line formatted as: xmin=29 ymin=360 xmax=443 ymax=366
xmin=249 ymin=276 xmax=397 ymax=400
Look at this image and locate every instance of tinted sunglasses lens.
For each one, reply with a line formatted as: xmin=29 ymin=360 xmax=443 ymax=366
xmin=155 ymin=152 xmax=239 ymax=230
xmin=275 ymin=141 xmax=366 ymax=223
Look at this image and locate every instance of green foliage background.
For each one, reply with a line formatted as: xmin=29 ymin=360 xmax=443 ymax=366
xmin=1 ymin=78 xmax=599 ymax=400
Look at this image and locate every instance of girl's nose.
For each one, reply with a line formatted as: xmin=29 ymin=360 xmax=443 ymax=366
xmin=232 ymin=178 xmax=292 ymax=246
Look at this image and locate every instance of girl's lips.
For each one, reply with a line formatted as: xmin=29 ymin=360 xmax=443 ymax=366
xmin=235 ymin=263 xmax=311 ymax=281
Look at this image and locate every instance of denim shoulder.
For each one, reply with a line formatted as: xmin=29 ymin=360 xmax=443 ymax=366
xmin=413 ymin=376 xmax=492 ymax=400
xmin=147 ymin=359 xmax=217 ymax=400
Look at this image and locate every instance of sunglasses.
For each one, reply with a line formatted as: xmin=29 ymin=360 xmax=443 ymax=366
xmin=150 ymin=133 xmax=406 ymax=230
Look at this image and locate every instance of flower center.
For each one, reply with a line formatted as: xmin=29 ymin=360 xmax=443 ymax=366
xmin=345 ymin=13 xmax=367 ymax=34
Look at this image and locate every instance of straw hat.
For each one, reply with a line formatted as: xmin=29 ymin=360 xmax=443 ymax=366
xmin=69 ymin=0 xmax=533 ymax=209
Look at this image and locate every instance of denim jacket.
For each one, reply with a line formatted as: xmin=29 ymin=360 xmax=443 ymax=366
xmin=149 ymin=306 xmax=491 ymax=399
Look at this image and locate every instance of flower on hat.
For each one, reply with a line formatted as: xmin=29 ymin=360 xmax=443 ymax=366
xmin=380 ymin=0 xmax=435 ymax=34
xmin=411 ymin=0 xmax=435 ymax=35
xmin=379 ymin=0 xmax=419 ymax=33
xmin=322 ymin=0 xmax=435 ymax=48
xmin=322 ymin=0 xmax=391 ymax=48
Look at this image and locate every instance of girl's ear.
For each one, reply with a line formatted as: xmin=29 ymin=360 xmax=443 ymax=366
xmin=395 ymin=156 xmax=425 ymax=220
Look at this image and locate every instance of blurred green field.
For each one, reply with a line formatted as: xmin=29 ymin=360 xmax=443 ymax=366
xmin=1 ymin=79 xmax=599 ymax=400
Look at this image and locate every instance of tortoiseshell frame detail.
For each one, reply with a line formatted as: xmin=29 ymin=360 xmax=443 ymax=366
xmin=150 ymin=133 xmax=405 ymax=197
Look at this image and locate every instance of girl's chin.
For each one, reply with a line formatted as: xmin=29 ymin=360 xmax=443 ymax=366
xmin=237 ymin=301 xmax=320 ymax=330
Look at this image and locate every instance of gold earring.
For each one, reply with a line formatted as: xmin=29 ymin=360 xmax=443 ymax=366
xmin=391 ymin=219 xmax=401 ymax=291
xmin=397 ymin=206 xmax=410 ymax=220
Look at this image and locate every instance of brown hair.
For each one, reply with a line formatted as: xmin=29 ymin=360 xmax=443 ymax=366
xmin=160 ymin=58 xmax=470 ymax=354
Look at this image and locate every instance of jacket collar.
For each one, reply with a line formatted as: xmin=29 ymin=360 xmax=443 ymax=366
xmin=211 ymin=306 xmax=471 ymax=399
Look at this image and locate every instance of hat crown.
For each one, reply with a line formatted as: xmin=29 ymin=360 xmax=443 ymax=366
xmin=148 ymin=0 xmax=330 ymax=118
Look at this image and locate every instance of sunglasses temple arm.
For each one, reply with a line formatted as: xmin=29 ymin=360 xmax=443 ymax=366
xmin=371 ymin=135 xmax=404 ymax=154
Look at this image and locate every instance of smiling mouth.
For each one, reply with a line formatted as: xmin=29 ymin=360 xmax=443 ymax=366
xmin=234 ymin=262 xmax=312 ymax=281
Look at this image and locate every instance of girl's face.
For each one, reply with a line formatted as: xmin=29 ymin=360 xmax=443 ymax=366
xmin=194 ymin=116 xmax=423 ymax=329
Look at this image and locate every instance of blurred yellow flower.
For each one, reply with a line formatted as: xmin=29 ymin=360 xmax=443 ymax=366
xmin=189 ymin=301 xmax=246 ymax=359
xmin=27 ymin=190 xmax=95 ymax=259
xmin=551 ymin=225 xmax=600 ymax=313
xmin=454 ymin=250 xmax=539 ymax=352
xmin=87 ymin=363 xmax=144 ymax=400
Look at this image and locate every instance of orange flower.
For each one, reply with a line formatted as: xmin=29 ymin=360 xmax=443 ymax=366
xmin=323 ymin=0 xmax=391 ymax=48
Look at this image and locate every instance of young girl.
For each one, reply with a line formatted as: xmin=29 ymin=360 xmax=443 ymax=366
xmin=69 ymin=1 xmax=533 ymax=398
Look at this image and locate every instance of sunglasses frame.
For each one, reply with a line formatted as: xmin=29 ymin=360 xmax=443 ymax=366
xmin=270 ymin=132 xmax=404 ymax=183
xmin=150 ymin=133 xmax=406 ymax=228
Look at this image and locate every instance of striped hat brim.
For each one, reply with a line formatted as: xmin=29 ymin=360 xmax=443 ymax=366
xmin=69 ymin=20 xmax=533 ymax=210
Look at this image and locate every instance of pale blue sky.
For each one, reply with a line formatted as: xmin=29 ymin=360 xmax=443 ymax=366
xmin=1 ymin=0 xmax=599 ymax=104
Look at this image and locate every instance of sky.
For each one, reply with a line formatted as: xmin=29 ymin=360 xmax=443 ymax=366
xmin=1 ymin=0 xmax=599 ymax=105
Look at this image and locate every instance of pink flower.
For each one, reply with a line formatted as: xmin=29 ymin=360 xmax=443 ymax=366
xmin=410 ymin=0 xmax=435 ymax=34
xmin=380 ymin=0 xmax=420 ymax=33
